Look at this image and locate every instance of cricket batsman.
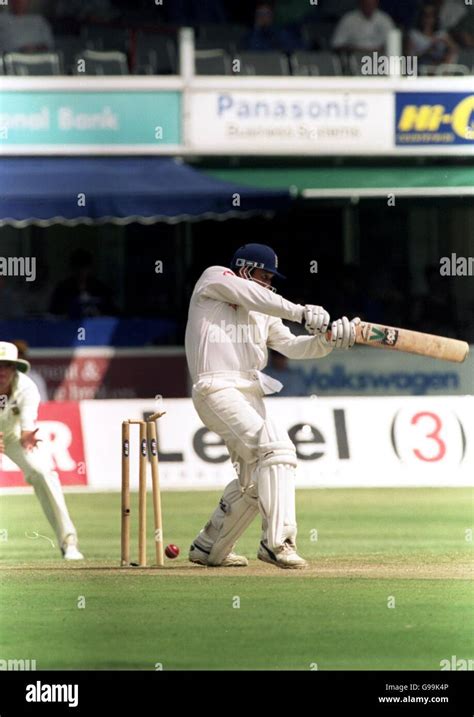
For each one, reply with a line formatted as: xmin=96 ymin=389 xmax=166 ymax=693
xmin=0 ymin=341 xmax=83 ymax=560
xmin=185 ymin=244 xmax=359 ymax=569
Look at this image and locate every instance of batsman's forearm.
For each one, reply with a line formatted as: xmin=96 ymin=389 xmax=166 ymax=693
xmin=272 ymin=334 xmax=333 ymax=360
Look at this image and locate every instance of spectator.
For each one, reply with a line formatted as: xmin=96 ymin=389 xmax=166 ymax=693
xmin=265 ymin=350 xmax=307 ymax=397
xmin=433 ymin=0 xmax=467 ymax=31
xmin=50 ymin=249 xmax=117 ymax=319
xmin=407 ymin=3 xmax=458 ymax=67
xmin=331 ymin=0 xmax=395 ymax=53
xmin=449 ymin=9 xmax=474 ymax=48
xmin=12 ymin=340 xmax=48 ymax=401
xmin=243 ymin=1 xmax=303 ymax=52
xmin=0 ymin=0 xmax=53 ymax=53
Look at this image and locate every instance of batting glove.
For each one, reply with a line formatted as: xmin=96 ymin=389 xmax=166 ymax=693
xmin=304 ymin=305 xmax=330 ymax=335
xmin=327 ymin=316 xmax=361 ymax=349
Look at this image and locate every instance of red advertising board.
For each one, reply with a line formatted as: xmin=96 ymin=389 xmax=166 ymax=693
xmin=31 ymin=349 xmax=188 ymax=400
xmin=0 ymin=402 xmax=87 ymax=488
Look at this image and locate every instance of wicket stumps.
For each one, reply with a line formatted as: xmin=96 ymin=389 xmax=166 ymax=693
xmin=121 ymin=411 xmax=166 ymax=568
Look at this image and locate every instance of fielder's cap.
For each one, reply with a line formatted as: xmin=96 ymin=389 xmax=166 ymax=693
xmin=230 ymin=243 xmax=286 ymax=280
xmin=0 ymin=341 xmax=30 ymax=373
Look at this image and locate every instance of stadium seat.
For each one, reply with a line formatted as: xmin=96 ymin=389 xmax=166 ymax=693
xmin=291 ymin=50 xmax=342 ymax=76
xmin=419 ymin=64 xmax=437 ymax=76
xmin=4 ymin=52 xmax=62 ymax=76
xmin=135 ymin=33 xmax=177 ymax=75
xmin=235 ymin=51 xmax=290 ymax=76
xmin=301 ymin=22 xmax=337 ymax=51
xmin=418 ymin=62 xmax=469 ymax=76
xmin=73 ymin=50 xmax=129 ymax=75
xmin=195 ymin=49 xmax=231 ymax=75
xmin=80 ymin=25 xmax=130 ymax=53
xmin=435 ymin=63 xmax=470 ymax=75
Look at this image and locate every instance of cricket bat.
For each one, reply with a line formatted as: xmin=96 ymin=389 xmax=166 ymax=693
xmin=351 ymin=321 xmax=469 ymax=363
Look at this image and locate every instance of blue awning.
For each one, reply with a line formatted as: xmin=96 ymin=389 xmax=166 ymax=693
xmin=0 ymin=157 xmax=290 ymax=227
xmin=0 ymin=317 xmax=177 ymax=347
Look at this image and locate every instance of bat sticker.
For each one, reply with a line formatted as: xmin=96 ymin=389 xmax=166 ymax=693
xmin=366 ymin=325 xmax=399 ymax=346
xmin=382 ymin=328 xmax=399 ymax=346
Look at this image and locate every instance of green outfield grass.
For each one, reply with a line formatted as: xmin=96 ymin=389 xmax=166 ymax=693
xmin=0 ymin=488 xmax=472 ymax=670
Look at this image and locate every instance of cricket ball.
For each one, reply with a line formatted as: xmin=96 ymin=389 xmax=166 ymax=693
xmin=165 ymin=544 xmax=180 ymax=559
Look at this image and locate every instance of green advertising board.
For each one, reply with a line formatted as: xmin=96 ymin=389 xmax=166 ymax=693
xmin=0 ymin=91 xmax=181 ymax=148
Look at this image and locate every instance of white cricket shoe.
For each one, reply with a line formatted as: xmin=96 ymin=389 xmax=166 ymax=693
xmin=217 ymin=553 xmax=249 ymax=568
xmin=61 ymin=536 xmax=84 ymax=561
xmin=257 ymin=540 xmax=307 ymax=570
xmin=188 ymin=542 xmax=248 ymax=567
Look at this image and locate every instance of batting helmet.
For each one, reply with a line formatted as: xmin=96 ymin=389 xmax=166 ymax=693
xmin=230 ymin=244 xmax=286 ymax=280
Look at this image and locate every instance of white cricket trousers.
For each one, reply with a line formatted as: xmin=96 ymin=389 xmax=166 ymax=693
xmin=4 ymin=437 xmax=77 ymax=548
xmin=192 ymin=374 xmax=298 ymax=556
